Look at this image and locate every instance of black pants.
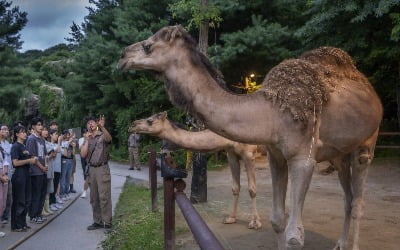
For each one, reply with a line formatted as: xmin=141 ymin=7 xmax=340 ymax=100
xmin=50 ymin=172 xmax=60 ymax=205
xmin=29 ymin=174 xmax=47 ymax=219
xmin=11 ymin=167 xmax=31 ymax=229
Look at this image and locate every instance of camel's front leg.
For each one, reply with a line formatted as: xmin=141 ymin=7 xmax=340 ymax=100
xmin=223 ymin=151 xmax=240 ymax=224
xmin=268 ymin=149 xmax=288 ymax=250
xmin=286 ymin=158 xmax=315 ymax=250
xmin=244 ymin=157 xmax=261 ymax=229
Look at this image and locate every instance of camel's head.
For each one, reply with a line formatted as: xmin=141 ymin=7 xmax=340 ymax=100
xmin=118 ymin=25 xmax=195 ymax=72
xmin=129 ymin=112 xmax=168 ymax=135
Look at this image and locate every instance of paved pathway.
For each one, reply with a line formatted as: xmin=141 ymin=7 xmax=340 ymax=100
xmin=0 ymin=156 xmax=158 ymax=250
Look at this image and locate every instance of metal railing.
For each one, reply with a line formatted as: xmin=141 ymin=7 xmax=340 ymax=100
xmin=147 ymin=148 xmax=224 ymax=250
xmin=376 ymin=132 xmax=400 ymax=149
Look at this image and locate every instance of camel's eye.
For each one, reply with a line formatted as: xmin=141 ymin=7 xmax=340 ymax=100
xmin=142 ymin=43 xmax=152 ymax=54
xmin=147 ymin=118 xmax=153 ymax=126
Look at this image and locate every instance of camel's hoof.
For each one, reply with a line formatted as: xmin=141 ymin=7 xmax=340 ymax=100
xmin=248 ymin=220 xmax=262 ymax=229
xmin=286 ymin=228 xmax=304 ymax=250
xmin=286 ymin=237 xmax=303 ymax=250
xmin=332 ymin=241 xmax=347 ymax=250
xmin=223 ymin=217 xmax=236 ymax=224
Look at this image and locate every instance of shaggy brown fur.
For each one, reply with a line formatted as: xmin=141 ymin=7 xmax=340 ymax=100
xmin=300 ymin=46 xmax=370 ymax=86
xmin=262 ymin=46 xmax=373 ymax=129
xmin=262 ymin=59 xmax=328 ymax=128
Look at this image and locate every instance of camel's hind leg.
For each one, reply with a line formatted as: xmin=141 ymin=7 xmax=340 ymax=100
xmin=243 ymin=154 xmax=261 ymax=229
xmin=332 ymin=156 xmax=352 ymax=250
xmin=223 ymin=151 xmax=240 ymax=224
xmin=350 ymin=131 xmax=378 ymax=250
xmin=334 ymin=130 xmax=378 ymax=250
xmin=268 ymin=148 xmax=288 ymax=250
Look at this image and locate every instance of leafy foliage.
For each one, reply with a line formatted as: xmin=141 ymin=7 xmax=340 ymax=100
xmin=169 ymin=0 xmax=223 ymax=29
xmin=0 ymin=0 xmax=27 ymax=50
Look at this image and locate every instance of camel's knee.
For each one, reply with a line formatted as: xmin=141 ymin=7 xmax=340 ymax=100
xmin=231 ymin=187 xmax=240 ymax=196
xmin=357 ymin=148 xmax=372 ymax=165
xmin=270 ymin=213 xmax=286 ymax=233
xmin=248 ymin=188 xmax=256 ymax=198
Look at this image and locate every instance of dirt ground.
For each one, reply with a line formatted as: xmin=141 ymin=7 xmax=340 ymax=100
xmin=175 ymin=157 xmax=400 ymax=250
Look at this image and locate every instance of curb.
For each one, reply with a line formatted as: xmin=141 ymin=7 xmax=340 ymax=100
xmin=7 ymin=193 xmax=82 ymax=250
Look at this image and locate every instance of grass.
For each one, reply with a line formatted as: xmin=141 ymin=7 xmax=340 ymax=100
xmin=102 ymin=183 xmax=164 ymax=250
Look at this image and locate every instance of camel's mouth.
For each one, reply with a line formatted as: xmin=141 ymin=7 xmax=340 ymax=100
xmin=117 ymin=59 xmax=130 ymax=72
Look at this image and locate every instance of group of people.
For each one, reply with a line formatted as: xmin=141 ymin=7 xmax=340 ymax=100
xmin=0 ymin=114 xmax=114 ymax=237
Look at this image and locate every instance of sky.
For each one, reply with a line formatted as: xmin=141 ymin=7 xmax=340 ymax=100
xmin=12 ymin=0 xmax=94 ymax=51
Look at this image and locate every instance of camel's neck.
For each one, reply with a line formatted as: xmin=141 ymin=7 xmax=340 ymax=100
xmin=158 ymin=122 xmax=234 ymax=152
xmin=164 ymin=63 xmax=278 ymax=144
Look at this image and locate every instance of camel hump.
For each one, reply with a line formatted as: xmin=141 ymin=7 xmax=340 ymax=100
xmin=300 ymin=46 xmax=355 ymax=69
xmin=262 ymin=59 xmax=329 ymax=128
xmin=300 ymin=46 xmax=370 ymax=84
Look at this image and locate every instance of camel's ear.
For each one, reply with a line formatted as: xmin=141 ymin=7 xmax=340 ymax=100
xmin=165 ymin=25 xmax=184 ymax=43
xmin=159 ymin=111 xmax=168 ymax=120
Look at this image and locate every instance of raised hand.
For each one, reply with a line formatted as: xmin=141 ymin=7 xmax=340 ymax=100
xmin=98 ymin=114 xmax=105 ymax=128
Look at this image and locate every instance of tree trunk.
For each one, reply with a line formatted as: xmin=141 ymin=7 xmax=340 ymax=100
xmin=198 ymin=0 xmax=209 ymax=55
xmin=190 ymin=152 xmax=207 ymax=203
xmin=190 ymin=0 xmax=209 ymax=203
xmin=397 ymin=62 xmax=400 ymax=130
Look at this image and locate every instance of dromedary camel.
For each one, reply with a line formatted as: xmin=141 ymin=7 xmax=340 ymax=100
xmin=118 ymin=26 xmax=383 ymax=250
xmin=130 ymin=111 xmax=262 ymax=229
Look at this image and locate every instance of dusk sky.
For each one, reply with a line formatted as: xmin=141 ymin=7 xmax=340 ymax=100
xmin=12 ymin=0 xmax=94 ymax=51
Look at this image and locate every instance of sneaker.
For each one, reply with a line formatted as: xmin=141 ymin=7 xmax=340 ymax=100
xmin=80 ymin=190 xmax=87 ymax=198
xmin=11 ymin=228 xmax=27 ymax=232
xmin=87 ymin=223 xmax=102 ymax=230
xmin=50 ymin=204 xmax=58 ymax=211
xmin=38 ymin=216 xmax=47 ymax=222
xmin=61 ymin=196 xmax=69 ymax=202
xmin=0 ymin=231 xmax=5 ymax=237
xmin=55 ymin=203 xmax=63 ymax=209
xmin=69 ymin=189 xmax=77 ymax=193
xmin=2 ymin=219 xmax=8 ymax=224
xmin=128 ymin=167 xmax=134 ymax=170
xmin=57 ymin=197 xmax=65 ymax=204
xmin=30 ymin=217 xmax=43 ymax=224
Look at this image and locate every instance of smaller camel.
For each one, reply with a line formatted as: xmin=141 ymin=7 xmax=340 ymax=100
xmin=130 ymin=111 xmax=262 ymax=229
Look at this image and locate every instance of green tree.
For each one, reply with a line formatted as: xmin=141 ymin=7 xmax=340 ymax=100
xmin=0 ymin=0 xmax=28 ymax=124
xmin=0 ymin=0 xmax=27 ymax=50
xmin=295 ymin=0 xmax=400 ymax=126
xmin=60 ymin=0 xmax=182 ymax=151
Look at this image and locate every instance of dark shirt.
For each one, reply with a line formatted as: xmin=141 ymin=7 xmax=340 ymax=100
xmin=26 ymin=134 xmax=47 ymax=176
xmin=11 ymin=142 xmax=31 ymax=169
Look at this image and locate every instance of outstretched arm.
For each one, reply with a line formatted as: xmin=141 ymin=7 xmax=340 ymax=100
xmin=98 ymin=115 xmax=112 ymax=143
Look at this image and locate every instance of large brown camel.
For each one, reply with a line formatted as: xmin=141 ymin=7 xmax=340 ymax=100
xmin=130 ymin=111 xmax=262 ymax=229
xmin=118 ymin=26 xmax=383 ymax=250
